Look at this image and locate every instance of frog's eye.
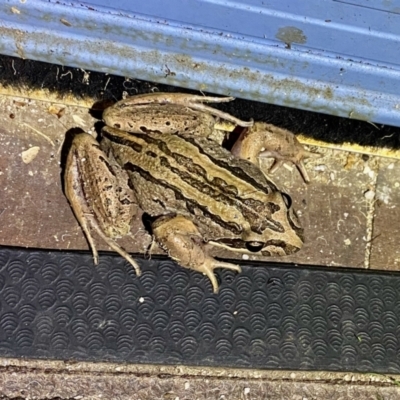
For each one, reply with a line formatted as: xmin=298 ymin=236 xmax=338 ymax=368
xmin=281 ymin=193 xmax=292 ymax=208
xmin=246 ymin=241 xmax=264 ymax=252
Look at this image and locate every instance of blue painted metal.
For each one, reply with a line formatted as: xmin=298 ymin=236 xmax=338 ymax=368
xmin=1 ymin=0 xmax=400 ymax=126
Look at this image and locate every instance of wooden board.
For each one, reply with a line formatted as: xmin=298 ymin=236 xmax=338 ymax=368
xmin=0 ymin=93 xmax=395 ymax=271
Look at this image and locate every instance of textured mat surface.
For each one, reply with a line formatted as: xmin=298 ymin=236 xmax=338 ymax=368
xmin=0 ymin=246 xmax=400 ymax=373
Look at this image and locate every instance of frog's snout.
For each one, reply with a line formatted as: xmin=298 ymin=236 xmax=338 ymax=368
xmin=246 ymin=241 xmax=265 ymax=252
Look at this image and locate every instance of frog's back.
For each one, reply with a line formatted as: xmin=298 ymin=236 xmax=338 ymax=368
xmin=102 ymin=126 xmax=297 ymax=242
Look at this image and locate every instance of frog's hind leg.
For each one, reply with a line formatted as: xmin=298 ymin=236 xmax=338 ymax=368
xmin=119 ymin=92 xmax=253 ymax=128
xmin=152 ymin=214 xmax=241 ymax=293
xmin=155 ymin=92 xmax=254 ymax=128
xmin=64 ymin=132 xmax=141 ymax=276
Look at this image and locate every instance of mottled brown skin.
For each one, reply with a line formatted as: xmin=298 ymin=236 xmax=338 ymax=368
xmin=65 ymin=93 xmax=309 ymax=293
xmin=102 ymin=92 xmax=254 ymax=129
xmin=64 ymin=133 xmax=141 ymax=275
xmin=101 ymin=126 xmax=303 ymax=249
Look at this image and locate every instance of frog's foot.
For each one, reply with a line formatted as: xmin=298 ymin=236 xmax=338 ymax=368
xmin=231 ymin=122 xmax=321 ymax=183
xmin=86 ymin=215 xmax=142 ymax=276
xmin=152 ymin=214 xmax=241 ymax=293
xmin=263 ymin=148 xmax=320 ymax=184
xmin=65 ymin=190 xmax=142 ymax=276
xmin=193 ymin=259 xmax=242 ymax=294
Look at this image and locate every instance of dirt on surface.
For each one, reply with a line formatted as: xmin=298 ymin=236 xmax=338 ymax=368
xmin=2 ymin=53 xmax=400 ymax=399
xmin=0 ymin=65 xmax=399 ymax=270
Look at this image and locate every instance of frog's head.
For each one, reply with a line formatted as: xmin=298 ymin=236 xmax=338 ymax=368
xmin=241 ymin=190 xmax=304 ymax=257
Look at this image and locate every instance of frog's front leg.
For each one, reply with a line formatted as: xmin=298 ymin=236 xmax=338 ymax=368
xmin=152 ymin=215 xmax=241 ymax=293
xmin=231 ymin=122 xmax=321 ymax=183
xmin=64 ymin=132 xmax=141 ymax=275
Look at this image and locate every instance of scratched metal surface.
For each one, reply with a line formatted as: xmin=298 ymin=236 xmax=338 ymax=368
xmin=1 ymin=0 xmax=400 ymax=125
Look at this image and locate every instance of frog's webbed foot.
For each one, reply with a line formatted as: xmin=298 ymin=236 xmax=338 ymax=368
xmin=232 ymin=122 xmax=321 ymax=183
xmin=152 ymin=214 xmax=241 ymax=293
xmin=64 ymin=132 xmax=141 ymax=276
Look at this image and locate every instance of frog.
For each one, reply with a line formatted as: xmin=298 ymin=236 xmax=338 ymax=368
xmin=64 ymin=92 xmax=315 ymax=292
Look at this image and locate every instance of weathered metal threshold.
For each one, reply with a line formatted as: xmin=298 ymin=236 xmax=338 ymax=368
xmin=1 ymin=0 xmax=400 ymax=126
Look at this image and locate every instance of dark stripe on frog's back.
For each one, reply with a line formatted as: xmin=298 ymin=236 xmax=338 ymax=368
xmin=160 ymin=134 xmax=279 ymax=195
xmin=102 ymin=126 xmax=278 ymax=196
xmin=102 ymin=127 xmax=283 ymax=233
xmin=181 ymin=135 xmax=279 ymax=192
xmin=124 ymin=163 xmax=244 ymax=235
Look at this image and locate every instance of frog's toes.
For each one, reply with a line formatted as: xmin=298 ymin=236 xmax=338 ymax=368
xmin=263 ymin=147 xmax=321 ymax=184
xmin=231 ymin=122 xmax=320 ymax=183
xmin=259 ymin=137 xmax=321 ymax=183
xmin=188 ymin=99 xmax=253 ymax=128
xmin=296 ymin=150 xmax=322 ymax=184
xmin=89 ymin=222 xmax=142 ymax=276
xmin=197 ymin=258 xmax=242 ymax=293
xmin=152 ymin=215 xmax=242 ymax=293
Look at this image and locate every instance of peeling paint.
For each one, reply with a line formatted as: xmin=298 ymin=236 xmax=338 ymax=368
xmin=275 ymin=26 xmax=307 ymax=47
xmin=1 ymin=0 xmax=400 ymax=126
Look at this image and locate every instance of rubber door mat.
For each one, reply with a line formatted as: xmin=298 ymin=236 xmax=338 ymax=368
xmin=0 ymin=247 xmax=399 ymax=373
